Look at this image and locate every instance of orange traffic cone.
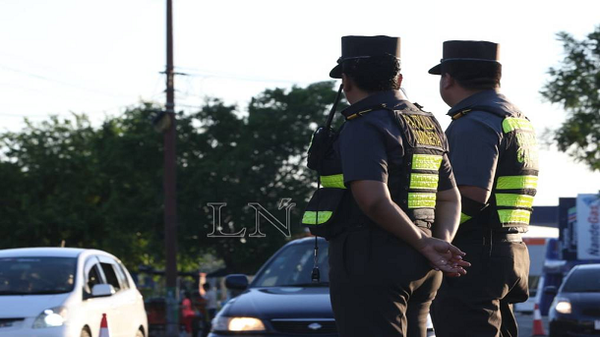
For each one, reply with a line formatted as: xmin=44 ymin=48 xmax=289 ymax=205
xmin=99 ymin=313 xmax=110 ymax=337
xmin=532 ymin=303 xmax=546 ymax=336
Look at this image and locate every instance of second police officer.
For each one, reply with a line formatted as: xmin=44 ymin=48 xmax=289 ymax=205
xmin=429 ymin=41 xmax=539 ymax=336
xmin=302 ymin=35 xmax=470 ymax=337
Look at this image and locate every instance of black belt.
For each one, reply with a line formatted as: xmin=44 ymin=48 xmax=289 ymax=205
xmin=454 ymin=231 xmax=522 ymax=244
xmin=346 ymin=221 xmax=432 ymax=236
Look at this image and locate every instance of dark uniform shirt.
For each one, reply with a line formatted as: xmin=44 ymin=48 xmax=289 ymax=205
xmin=338 ymin=90 xmax=456 ymax=192
xmin=445 ymin=89 xmax=520 ymax=191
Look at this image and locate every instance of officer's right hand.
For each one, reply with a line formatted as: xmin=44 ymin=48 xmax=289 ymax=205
xmin=441 ymin=255 xmax=472 ymax=278
xmin=416 ymin=237 xmax=470 ymax=276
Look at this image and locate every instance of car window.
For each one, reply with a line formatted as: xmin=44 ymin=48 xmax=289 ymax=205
xmin=100 ymin=262 xmax=122 ymax=292
xmin=562 ymin=267 xmax=600 ymax=293
xmin=252 ymin=243 xmax=329 ymax=287
xmin=114 ymin=262 xmax=130 ymax=290
xmin=0 ymin=257 xmax=76 ymax=295
xmin=85 ymin=264 xmax=103 ymax=294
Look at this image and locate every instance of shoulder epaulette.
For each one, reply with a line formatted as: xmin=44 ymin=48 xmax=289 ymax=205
xmin=452 ymin=108 xmax=472 ymax=120
xmin=452 ymin=107 xmax=509 ymax=120
xmin=345 ymin=103 xmax=387 ymax=121
xmin=411 ymin=102 xmax=434 ymax=114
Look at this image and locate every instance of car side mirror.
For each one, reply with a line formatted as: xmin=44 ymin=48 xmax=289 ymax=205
xmin=544 ymin=285 xmax=558 ymax=295
xmin=225 ymin=274 xmax=248 ymax=291
xmin=92 ymin=284 xmax=116 ymax=297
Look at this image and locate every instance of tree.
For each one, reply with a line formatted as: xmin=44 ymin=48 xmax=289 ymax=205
xmin=0 ymin=81 xmax=341 ymax=273
xmin=0 ymin=109 xmax=165 ymax=268
xmin=179 ymin=81 xmax=341 ymax=273
xmin=541 ymin=25 xmax=600 ymax=171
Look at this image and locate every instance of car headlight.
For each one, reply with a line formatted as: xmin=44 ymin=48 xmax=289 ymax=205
xmin=555 ymin=300 xmax=572 ymax=314
xmin=213 ymin=316 xmax=266 ymax=332
xmin=32 ymin=306 xmax=68 ymax=329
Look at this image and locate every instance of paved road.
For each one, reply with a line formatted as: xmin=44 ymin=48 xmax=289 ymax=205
xmin=427 ymin=313 xmax=550 ymax=336
xmin=517 ymin=312 xmax=550 ymax=336
xmin=167 ymin=312 xmax=550 ymax=337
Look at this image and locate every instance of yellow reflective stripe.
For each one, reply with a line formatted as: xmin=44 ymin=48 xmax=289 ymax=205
xmin=302 ymin=211 xmax=333 ymax=225
xmin=460 ymin=213 xmax=472 ymax=224
xmin=320 ymin=174 xmax=346 ymax=189
xmin=496 ymin=193 xmax=534 ymax=208
xmin=408 ymin=193 xmax=436 ymax=209
xmin=497 ymin=209 xmax=531 ymax=225
xmin=409 ymin=174 xmax=439 ymax=190
xmin=412 ymin=154 xmax=443 ymax=171
xmin=502 ymin=117 xmax=534 ymax=133
xmin=496 ymin=175 xmax=538 ymax=190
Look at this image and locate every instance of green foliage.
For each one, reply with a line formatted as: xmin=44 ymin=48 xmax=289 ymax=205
xmin=0 ymin=108 xmax=165 ymax=268
xmin=0 ymin=81 xmax=340 ymax=274
xmin=179 ymin=81 xmax=341 ymax=273
xmin=541 ymin=25 xmax=600 ymax=170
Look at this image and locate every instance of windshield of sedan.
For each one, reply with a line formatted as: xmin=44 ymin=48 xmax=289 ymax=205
xmin=0 ymin=257 xmax=77 ymax=295
xmin=562 ymin=267 xmax=600 ymax=293
xmin=252 ymin=243 xmax=329 ymax=287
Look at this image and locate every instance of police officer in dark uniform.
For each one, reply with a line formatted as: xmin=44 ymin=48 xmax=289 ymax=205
xmin=303 ymin=35 xmax=470 ymax=337
xmin=428 ymin=41 xmax=539 ymax=337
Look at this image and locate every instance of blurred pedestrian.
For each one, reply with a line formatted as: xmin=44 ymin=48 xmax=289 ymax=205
xmin=181 ymin=291 xmax=195 ymax=336
xmin=202 ymin=283 xmax=217 ymax=336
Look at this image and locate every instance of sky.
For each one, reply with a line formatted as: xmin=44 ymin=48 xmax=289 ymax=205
xmin=1 ymin=0 xmax=599 ymax=206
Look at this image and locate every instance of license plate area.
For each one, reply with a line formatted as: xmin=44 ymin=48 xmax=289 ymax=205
xmin=595 ymin=320 xmax=600 ymax=330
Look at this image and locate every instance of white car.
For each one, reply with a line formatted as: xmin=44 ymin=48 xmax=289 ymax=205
xmin=0 ymin=247 xmax=148 ymax=337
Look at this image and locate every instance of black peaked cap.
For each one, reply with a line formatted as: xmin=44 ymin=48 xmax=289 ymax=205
xmin=330 ymin=35 xmax=401 ymax=79
xmin=428 ymin=40 xmax=500 ymax=75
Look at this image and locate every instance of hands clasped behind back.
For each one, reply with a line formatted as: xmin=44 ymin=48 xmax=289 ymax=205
xmin=416 ymin=236 xmax=471 ymax=277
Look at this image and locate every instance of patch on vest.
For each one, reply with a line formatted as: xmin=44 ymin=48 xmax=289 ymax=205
xmin=402 ymin=114 xmax=444 ymax=148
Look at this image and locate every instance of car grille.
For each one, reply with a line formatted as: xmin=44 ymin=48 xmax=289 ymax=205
xmin=582 ymin=308 xmax=600 ymax=317
xmin=554 ymin=320 xmax=600 ymax=335
xmin=0 ymin=318 xmax=24 ymax=329
xmin=271 ymin=319 xmax=337 ymax=335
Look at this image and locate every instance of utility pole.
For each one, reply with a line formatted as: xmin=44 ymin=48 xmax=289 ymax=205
xmin=164 ymin=0 xmax=178 ymax=335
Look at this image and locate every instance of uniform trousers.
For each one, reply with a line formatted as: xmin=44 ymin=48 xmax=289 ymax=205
xmin=329 ymin=226 xmax=442 ymax=337
xmin=431 ymin=234 xmax=529 ymax=337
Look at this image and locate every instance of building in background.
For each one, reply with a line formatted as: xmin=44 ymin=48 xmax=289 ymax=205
xmin=514 ymin=206 xmax=560 ymax=312
xmin=522 ymin=194 xmax=600 ymax=315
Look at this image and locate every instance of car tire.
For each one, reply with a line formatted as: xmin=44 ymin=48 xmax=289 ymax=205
xmin=135 ymin=329 xmax=145 ymax=337
xmin=80 ymin=328 xmax=91 ymax=337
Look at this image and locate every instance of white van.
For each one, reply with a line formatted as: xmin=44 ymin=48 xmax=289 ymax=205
xmin=0 ymin=247 xmax=148 ymax=337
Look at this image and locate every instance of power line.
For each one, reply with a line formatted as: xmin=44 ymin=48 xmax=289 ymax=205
xmin=175 ymin=65 xmax=313 ymax=85
xmin=0 ymin=113 xmax=50 ymax=118
xmin=0 ymin=94 xmax=164 ymax=120
xmin=0 ymin=64 xmax=134 ymax=99
xmin=0 ymin=70 xmax=167 ymax=120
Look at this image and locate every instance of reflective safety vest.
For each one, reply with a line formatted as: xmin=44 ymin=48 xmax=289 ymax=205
xmin=388 ymin=103 xmax=448 ymax=229
xmin=301 ymin=123 xmax=365 ymax=239
xmin=301 ymin=101 xmax=448 ymax=238
xmin=456 ymin=109 xmax=539 ymax=232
